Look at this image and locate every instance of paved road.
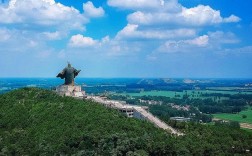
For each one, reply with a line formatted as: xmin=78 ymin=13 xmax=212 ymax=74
xmin=240 ymin=123 xmax=252 ymax=130
xmin=88 ymin=96 xmax=183 ymax=136
xmin=134 ymin=106 xmax=184 ymax=135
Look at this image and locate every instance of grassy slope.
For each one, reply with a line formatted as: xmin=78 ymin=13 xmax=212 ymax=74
xmin=214 ymin=107 xmax=252 ymax=124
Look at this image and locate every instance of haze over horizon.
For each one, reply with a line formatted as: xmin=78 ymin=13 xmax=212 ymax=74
xmin=1 ymin=77 xmax=252 ymax=80
xmin=0 ymin=0 xmax=252 ymax=78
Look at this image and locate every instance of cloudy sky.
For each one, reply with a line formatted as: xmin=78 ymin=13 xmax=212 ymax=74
xmin=0 ymin=0 xmax=252 ymax=78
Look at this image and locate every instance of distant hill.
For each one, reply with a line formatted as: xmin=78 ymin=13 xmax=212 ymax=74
xmin=0 ymin=88 xmax=252 ymax=155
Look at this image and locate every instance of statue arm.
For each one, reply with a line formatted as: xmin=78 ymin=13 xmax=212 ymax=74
xmin=56 ymin=69 xmax=66 ymax=79
xmin=74 ymin=69 xmax=81 ymax=78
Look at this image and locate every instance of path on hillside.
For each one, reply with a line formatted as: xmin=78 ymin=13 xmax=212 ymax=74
xmin=133 ymin=106 xmax=183 ymax=135
xmin=88 ymin=96 xmax=183 ymax=135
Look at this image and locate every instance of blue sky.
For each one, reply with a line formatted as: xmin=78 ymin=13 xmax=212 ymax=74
xmin=0 ymin=0 xmax=252 ymax=78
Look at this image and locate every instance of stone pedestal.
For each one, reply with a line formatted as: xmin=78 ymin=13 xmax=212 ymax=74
xmin=56 ymin=85 xmax=86 ymax=98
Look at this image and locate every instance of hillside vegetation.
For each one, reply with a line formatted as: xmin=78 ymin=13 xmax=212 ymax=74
xmin=0 ymin=88 xmax=252 ymax=155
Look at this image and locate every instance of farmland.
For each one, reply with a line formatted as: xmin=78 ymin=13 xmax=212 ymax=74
xmin=122 ymin=90 xmax=252 ymax=100
xmin=214 ymin=107 xmax=252 ymax=124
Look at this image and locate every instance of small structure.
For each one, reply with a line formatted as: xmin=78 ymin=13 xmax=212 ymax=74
xmin=170 ymin=117 xmax=191 ymax=122
xmin=56 ymin=62 xmax=85 ymax=98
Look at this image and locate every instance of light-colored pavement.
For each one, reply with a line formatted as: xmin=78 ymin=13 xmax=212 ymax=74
xmin=240 ymin=123 xmax=252 ymax=130
xmin=133 ymin=106 xmax=183 ymax=135
xmin=88 ymin=96 xmax=183 ymax=135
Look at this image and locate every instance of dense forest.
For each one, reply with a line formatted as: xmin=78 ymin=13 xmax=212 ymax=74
xmin=0 ymin=88 xmax=252 ymax=155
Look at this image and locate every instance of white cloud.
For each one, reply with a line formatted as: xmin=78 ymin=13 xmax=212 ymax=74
xmin=0 ymin=0 xmax=106 ymax=38
xmin=156 ymin=31 xmax=239 ymax=54
xmin=106 ymin=41 xmax=141 ymax=56
xmin=0 ymin=28 xmax=40 ymax=48
xmin=0 ymin=28 xmax=11 ymax=42
xmin=0 ymin=0 xmax=88 ymax=30
xmin=127 ymin=5 xmax=240 ymax=26
xmin=68 ymin=34 xmax=98 ymax=47
xmin=208 ymin=31 xmax=239 ymax=44
xmin=109 ymin=0 xmax=182 ymax=12
xmin=213 ymin=46 xmax=252 ymax=55
xmin=227 ymin=46 xmax=252 ymax=53
xmin=43 ymin=31 xmax=64 ymax=40
xmin=223 ymin=15 xmax=241 ymax=23
xmin=186 ymin=35 xmax=209 ymax=47
xmin=116 ymin=24 xmax=196 ymax=40
xmin=83 ymin=1 xmax=105 ymax=18
xmin=116 ymin=24 xmax=138 ymax=39
xmin=113 ymin=1 xmax=241 ymax=51
xmin=112 ymin=0 xmax=241 ymax=56
xmin=157 ymin=35 xmax=209 ymax=53
xmin=158 ymin=41 xmax=185 ymax=53
xmin=65 ymin=33 xmax=143 ymax=57
xmin=0 ymin=0 xmax=244 ymax=66
xmin=0 ymin=0 xmax=106 ymax=58
xmin=28 ymin=40 xmax=38 ymax=48
xmin=101 ymin=35 xmax=110 ymax=43
xmin=181 ymin=5 xmax=222 ymax=26
xmin=160 ymin=0 xmax=165 ymax=6
xmin=181 ymin=5 xmax=240 ymax=25
xmin=108 ymin=0 xmax=164 ymax=10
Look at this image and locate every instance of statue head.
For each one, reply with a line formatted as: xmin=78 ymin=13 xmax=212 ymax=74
xmin=67 ymin=61 xmax=71 ymax=68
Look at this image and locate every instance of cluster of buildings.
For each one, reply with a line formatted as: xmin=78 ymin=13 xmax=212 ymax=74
xmin=170 ymin=117 xmax=191 ymax=122
xmin=245 ymin=83 xmax=252 ymax=87
xmin=138 ymin=100 xmax=191 ymax=113
xmin=139 ymin=99 xmax=163 ymax=105
xmin=170 ymin=103 xmax=190 ymax=111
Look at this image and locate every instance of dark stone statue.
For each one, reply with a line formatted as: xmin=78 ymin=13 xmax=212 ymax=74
xmin=56 ymin=63 xmax=81 ymax=86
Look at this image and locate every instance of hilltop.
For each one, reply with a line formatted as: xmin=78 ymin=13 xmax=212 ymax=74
xmin=0 ymin=88 xmax=252 ymax=155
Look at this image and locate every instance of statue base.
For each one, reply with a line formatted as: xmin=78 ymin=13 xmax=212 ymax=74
xmin=56 ymin=85 xmax=86 ymax=98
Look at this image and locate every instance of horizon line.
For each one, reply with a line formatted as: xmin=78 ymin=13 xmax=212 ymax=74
xmin=1 ymin=77 xmax=252 ymax=79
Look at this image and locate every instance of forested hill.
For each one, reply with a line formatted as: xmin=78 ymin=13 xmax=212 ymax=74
xmin=0 ymin=88 xmax=252 ymax=155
